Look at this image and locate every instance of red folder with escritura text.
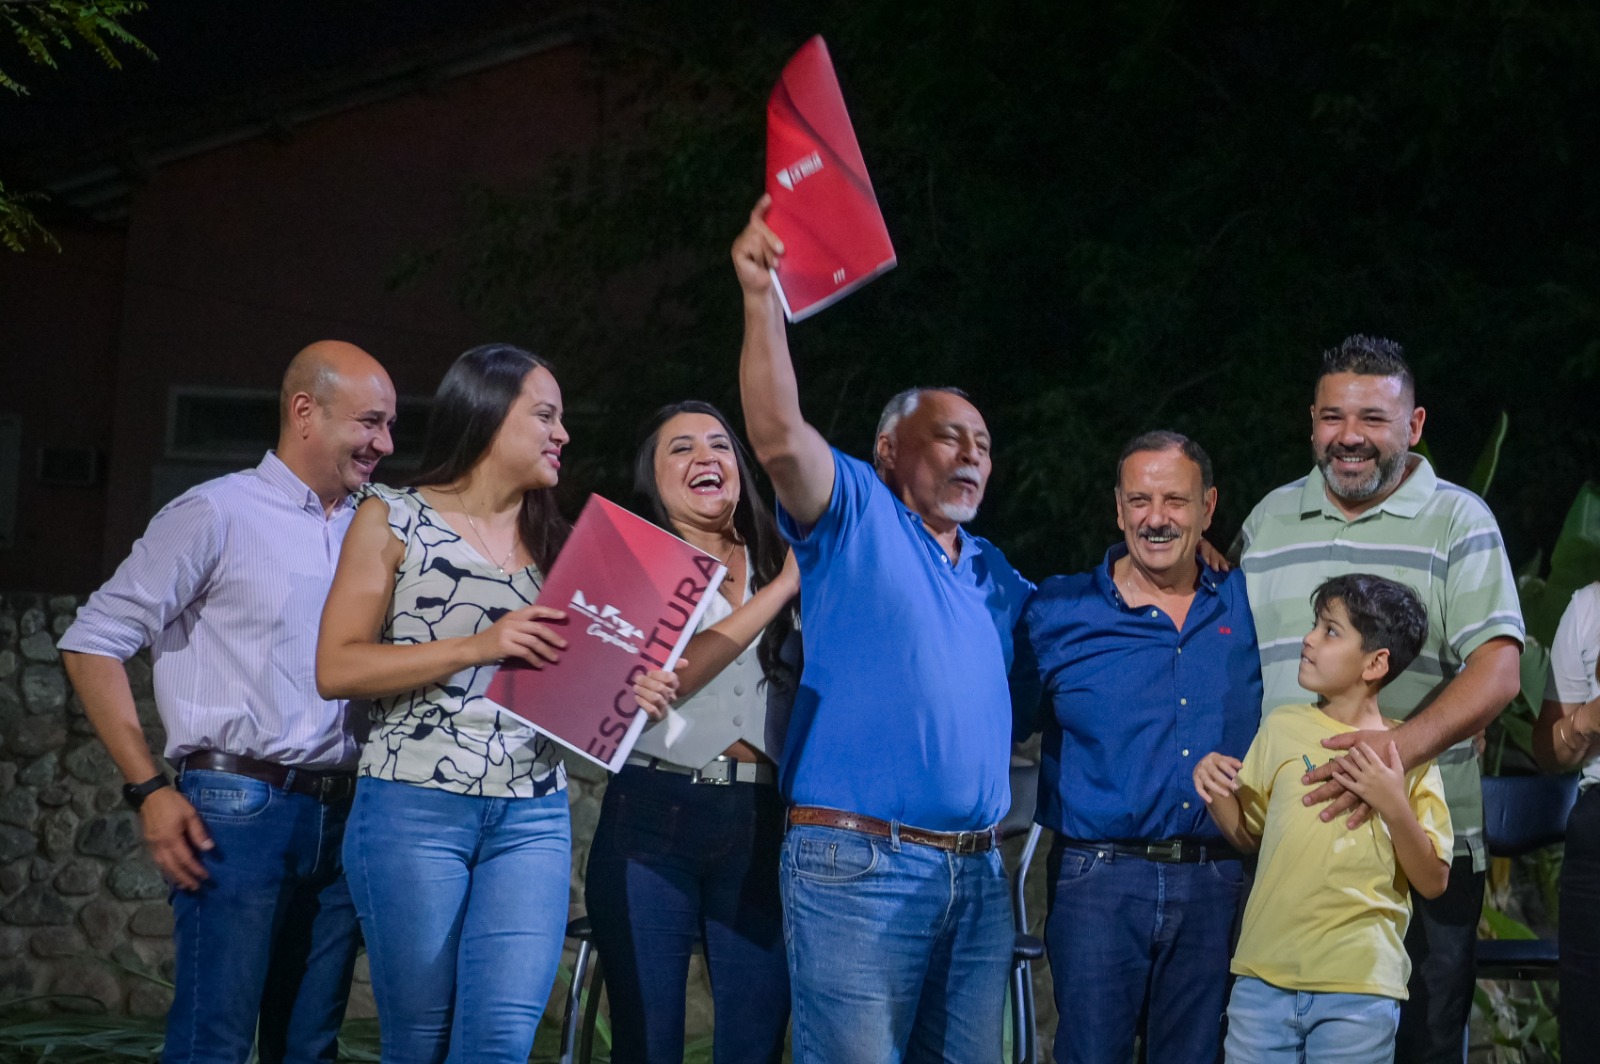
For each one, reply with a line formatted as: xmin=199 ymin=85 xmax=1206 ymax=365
xmin=483 ymin=495 xmax=726 ymax=773
xmin=765 ymin=35 xmax=896 ymax=321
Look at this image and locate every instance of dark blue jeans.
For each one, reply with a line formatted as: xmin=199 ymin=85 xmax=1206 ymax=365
xmin=165 ymin=768 xmax=360 ymax=1064
xmin=585 ymin=765 xmax=789 ymax=1064
xmin=1045 ymin=839 xmax=1244 ymax=1064
xmin=1560 ymin=785 xmax=1600 ymax=1063
xmin=1396 ymin=854 xmax=1483 ymax=1064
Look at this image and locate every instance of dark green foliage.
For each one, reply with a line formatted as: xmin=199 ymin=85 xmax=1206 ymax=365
xmin=401 ymin=0 xmax=1599 ymax=582
xmin=0 ymin=0 xmax=152 ymax=250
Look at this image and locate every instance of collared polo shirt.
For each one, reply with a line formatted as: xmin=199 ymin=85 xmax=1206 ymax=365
xmin=1020 ymin=544 xmax=1263 ymax=841
xmin=1237 ymin=456 xmax=1525 ymax=869
xmin=777 ymin=449 xmax=1034 ymax=831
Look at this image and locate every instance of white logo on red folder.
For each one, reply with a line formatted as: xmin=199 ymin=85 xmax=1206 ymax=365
xmin=570 ymin=589 xmax=646 ymax=653
xmin=774 ymin=150 xmax=823 ymax=191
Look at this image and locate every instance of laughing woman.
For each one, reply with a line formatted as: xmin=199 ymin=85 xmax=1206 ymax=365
xmin=585 ymin=400 xmax=800 ymax=1064
xmin=316 ymin=344 xmax=668 ymax=1063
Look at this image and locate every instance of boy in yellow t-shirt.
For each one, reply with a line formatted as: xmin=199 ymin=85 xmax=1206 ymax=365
xmin=1194 ymin=573 xmax=1453 ymax=1063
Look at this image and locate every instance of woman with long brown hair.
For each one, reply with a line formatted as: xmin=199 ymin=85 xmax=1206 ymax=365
xmin=317 ymin=344 xmax=667 ymax=1062
xmin=584 ymin=399 xmax=799 ymax=1063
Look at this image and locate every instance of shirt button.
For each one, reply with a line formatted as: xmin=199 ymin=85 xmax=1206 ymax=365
xmin=732 ymin=715 xmax=744 ymax=727
xmin=733 ymin=685 xmax=745 ymax=696
xmin=1182 ymin=749 xmax=1190 ymax=757
xmin=1150 ymin=610 xmax=1158 ymax=618
xmin=1176 ymin=648 xmax=1183 ymax=655
xmin=1180 ymin=698 xmax=1188 ymax=706
xmin=735 ymin=655 xmax=747 ymax=666
xmin=1182 ymin=801 xmax=1191 ymax=810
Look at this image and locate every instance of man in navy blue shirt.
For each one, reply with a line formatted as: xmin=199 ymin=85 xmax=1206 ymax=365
xmin=732 ymin=200 xmax=1034 ymax=1063
xmin=1017 ymin=431 xmax=1262 ymax=1064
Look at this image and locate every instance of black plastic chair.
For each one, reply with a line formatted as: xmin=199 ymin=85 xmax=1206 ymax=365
xmin=1475 ymin=772 xmax=1580 ymax=981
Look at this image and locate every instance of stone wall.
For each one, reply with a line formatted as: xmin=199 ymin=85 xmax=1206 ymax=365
xmin=0 ymin=593 xmax=653 ymax=1031
xmin=0 ymin=593 xmax=176 ymax=1017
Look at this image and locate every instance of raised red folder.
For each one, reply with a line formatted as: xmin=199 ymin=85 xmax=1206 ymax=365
xmin=765 ymin=35 xmax=896 ymax=321
xmin=484 ymin=496 xmax=726 ymax=772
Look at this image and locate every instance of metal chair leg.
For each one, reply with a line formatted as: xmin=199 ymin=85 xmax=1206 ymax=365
xmin=558 ymin=937 xmax=593 ymax=1064
xmin=578 ymin=953 xmax=605 ymax=1064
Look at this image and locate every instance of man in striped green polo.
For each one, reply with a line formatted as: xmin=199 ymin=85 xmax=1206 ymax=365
xmin=1236 ymin=335 xmax=1524 ymax=1064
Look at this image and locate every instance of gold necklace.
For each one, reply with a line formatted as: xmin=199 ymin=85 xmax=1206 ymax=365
xmin=719 ymin=538 xmax=745 ymax=602
xmin=462 ymin=509 xmax=518 ymax=573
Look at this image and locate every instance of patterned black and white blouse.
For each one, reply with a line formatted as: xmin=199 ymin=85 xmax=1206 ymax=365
xmin=355 ymin=484 xmax=565 ymax=798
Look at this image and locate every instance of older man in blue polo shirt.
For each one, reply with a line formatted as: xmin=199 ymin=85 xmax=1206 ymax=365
xmin=731 ymin=201 xmax=1034 ymax=1062
xmin=1016 ymin=431 xmax=1262 ymax=1064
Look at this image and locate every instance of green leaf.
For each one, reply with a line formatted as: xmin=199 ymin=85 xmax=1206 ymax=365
xmin=1519 ymin=639 xmax=1550 ymax=712
xmin=1466 ymin=411 xmax=1509 ymax=497
xmin=1480 ymin=902 xmax=1538 ymax=940
xmin=1494 ymin=703 xmax=1536 ymax=760
xmin=1525 ymin=482 xmax=1600 ymax=647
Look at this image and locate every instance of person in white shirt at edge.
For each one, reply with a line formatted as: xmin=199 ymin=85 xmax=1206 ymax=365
xmin=60 ymin=341 xmax=397 ymax=1064
xmin=584 ymin=399 xmax=801 ymax=1064
xmin=1531 ymin=581 xmax=1600 ymax=1063
xmin=314 ymin=343 xmax=676 ymax=1064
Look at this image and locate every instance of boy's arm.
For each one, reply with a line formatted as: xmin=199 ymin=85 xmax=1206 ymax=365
xmin=1382 ymin=798 xmax=1451 ymax=900
xmin=1331 ymin=741 xmax=1450 ymax=898
xmin=1193 ymin=752 xmax=1261 ymax=853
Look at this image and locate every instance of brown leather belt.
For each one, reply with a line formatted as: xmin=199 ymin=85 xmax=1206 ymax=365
xmin=179 ymin=751 xmax=357 ymax=804
xmin=788 ymin=805 xmax=999 ymax=855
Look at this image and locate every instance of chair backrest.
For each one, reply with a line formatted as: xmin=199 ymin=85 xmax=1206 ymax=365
xmin=1481 ymin=773 xmax=1581 ymax=858
xmin=1001 ymin=760 xmax=1040 ymax=839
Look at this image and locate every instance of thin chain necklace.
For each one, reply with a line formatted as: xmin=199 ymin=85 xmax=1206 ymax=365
xmin=462 ymin=508 xmax=518 ymax=573
xmin=716 ymin=537 xmax=742 ymax=603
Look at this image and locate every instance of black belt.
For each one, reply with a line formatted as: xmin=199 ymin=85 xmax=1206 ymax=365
xmin=1062 ymin=838 xmax=1244 ymax=864
xmin=179 ymin=751 xmax=356 ymax=804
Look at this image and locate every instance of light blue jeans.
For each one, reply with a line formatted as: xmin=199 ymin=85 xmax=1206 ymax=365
xmin=342 ymin=778 xmax=571 ymax=1064
xmin=1226 ymin=976 xmax=1401 ymax=1063
xmin=781 ymin=822 xmax=1012 ymax=1064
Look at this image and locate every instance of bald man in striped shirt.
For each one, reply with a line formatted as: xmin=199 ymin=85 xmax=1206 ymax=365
xmin=61 ymin=341 xmax=396 ymax=1064
xmin=1235 ymin=335 xmax=1523 ymax=1064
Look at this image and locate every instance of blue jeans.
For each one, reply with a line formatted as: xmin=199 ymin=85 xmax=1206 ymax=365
xmin=342 ymin=778 xmax=571 ymax=1064
xmin=781 ymin=822 xmax=1012 ymax=1064
xmin=165 ymin=769 xmax=360 ymax=1064
xmin=1226 ymin=976 xmax=1400 ymax=1063
xmin=585 ymin=765 xmax=790 ymax=1064
xmin=1045 ymin=839 xmax=1244 ymax=1064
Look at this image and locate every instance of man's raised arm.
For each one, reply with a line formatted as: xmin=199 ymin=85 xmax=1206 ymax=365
xmin=732 ymin=196 xmax=836 ymax=526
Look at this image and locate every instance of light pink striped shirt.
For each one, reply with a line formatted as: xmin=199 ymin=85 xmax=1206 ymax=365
xmin=60 ymin=452 xmax=359 ymax=769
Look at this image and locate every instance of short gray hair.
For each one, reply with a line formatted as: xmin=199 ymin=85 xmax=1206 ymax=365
xmin=873 ymin=386 xmax=972 ymax=473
